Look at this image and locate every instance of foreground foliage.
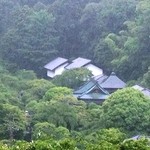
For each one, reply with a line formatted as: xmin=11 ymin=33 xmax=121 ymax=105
xmin=0 ymin=137 xmax=150 ymax=150
xmin=100 ymin=88 xmax=150 ymax=135
xmin=0 ymin=67 xmax=149 ymax=149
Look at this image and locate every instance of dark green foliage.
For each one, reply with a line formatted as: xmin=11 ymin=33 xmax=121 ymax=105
xmin=22 ymin=79 xmax=55 ymax=102
xmin=27 ymin=99 xmax=79 ymax=130
xmin=0 ymin=66 xmax=149 ymax=148
xmin=141 ymin=67 xmax=150 ymax=88
xmin=33 ymin=122 xmax=70 ymax=140
xmin=0 ymin=0 xmax=150 ymax=149
xmin=104 ymin=0 xmax=150 ymax=80
xmin=0 ymin=0 xmax=18 ymax=35
xmin=86 ymin=128 xmax=126 ymax=144
xmin=15 ymin=70 xmax=37 ymax=80
xmin=0 ymin=104 xmax=26 ymax=140
xmin=1 ymin=5 xmax=58 ymax=75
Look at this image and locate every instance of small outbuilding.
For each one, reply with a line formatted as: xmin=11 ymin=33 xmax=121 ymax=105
xmin=44 ymin=57 xmax=103 ymax=78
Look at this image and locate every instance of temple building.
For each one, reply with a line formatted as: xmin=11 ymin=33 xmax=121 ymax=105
xmin=74 ymin=72 xmax=126 ymax=104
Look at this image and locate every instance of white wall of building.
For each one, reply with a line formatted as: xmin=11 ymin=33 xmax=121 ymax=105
xmin=85 ymin=64 xmax=103 ymax=76
xmin=55 ymin=63 xmax=68 ymax=76
xmin=47 ymin=63 xmax=68 ymax=78
xmin=47 ymin=70 xmax=55 ymax=78
xmin=46 ymin=63 xmax=103 ymax=78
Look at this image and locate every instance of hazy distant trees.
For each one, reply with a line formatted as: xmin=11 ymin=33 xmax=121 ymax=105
xmin=1 ymin=5 xmax=58 ymax=75
xmin=0 ymin=0 xmax=149 ymax=81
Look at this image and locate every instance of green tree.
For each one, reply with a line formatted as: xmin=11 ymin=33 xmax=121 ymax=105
xmin=50 ymin=0 xmax=85 ymax=58
xmin=104 ymin=0 xmax=150 ymax=80
xmin=33 ymin=122 xmax=56 ymax=140
xmin=21 ymin=79 xmax=55 ymax=104
xmin=120 ymin=139 xmax=150 ymax=150
xmin=27 ymin=96 xmax=86 ymax=131
xmin=0 ymin=104 xmax=26 ymax=140
xmin=100 ymin=88 xmax=150 ymax=135
xmin=80 ymin=0 xmax=137 ymax=59
xmin=141 ymin=67 xmax=150 ymax=88
xmin=33 ymin=122 xmax=71 ymax=141
xmin=15 ymin=69 xmax=37 ymax=80
xmin=47 ymin=101 xmax=78 ymax=130
xmin=93 ymin=39 xmax=113 ymax=73
xmin=1 ymin=5 xmax=58 ymax=75
xmin=44 ymin=86 xmax=72 ymax=101
xmin=52 ymin=68 xmax=92 ymax=89
xmin=87 ymin=128 xmax=125 ymax=144
xmin=0 ymin=0 xmax=18 ymax=36
xmin=0 ymin=142 xmax=9 ymax=150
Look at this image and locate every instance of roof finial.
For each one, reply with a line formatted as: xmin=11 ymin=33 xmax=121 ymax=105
xmin=111 ymin=72 xmax=116 ymax=75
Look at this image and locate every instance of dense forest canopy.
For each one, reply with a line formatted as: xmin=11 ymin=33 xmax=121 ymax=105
xmin=0 ymin=0 xmax=149 ymax=83
xmin=0 ymin=0 xmax=150 ymax=149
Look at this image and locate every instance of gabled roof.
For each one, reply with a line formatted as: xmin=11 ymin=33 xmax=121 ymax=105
xmin=85 ymin=84 xmax=109 ymax=95
xmin=132 ymin=85 xmax=150 ymax=97
xmin=100 ymin=72 xmax=126 ymax=89
xmin=78 ymin=84 xmax=109 ymax=100
xmin=74 ymin=72 xmax=125 ymax=102
xmin=74 ymin=72 xmax=125 ymax=96
xmin=65 ymin=57 xmax=91 ymax=69
xmin=44 ymin=57 xmax=68 ymax=71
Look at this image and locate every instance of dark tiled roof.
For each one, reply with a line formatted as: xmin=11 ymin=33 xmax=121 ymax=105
xmin=100 ymin=72 xmax=126 ymax=89
xmin=44 ymin=57 xmax=68 ymax=71
xmin=96 ymin=75 xmax=108 ymax=84
xmin=76 ymin=84 xmax=109 ymax=100
xmin=74 ymin=72 xmax=126 ymax=101
xmin=65 ymin=57 xmax=91 ymax=69
xmin=74 ymin=72 xmax=125 ymax=95
xmin=74 ymin=80 xmax=96 ymax=94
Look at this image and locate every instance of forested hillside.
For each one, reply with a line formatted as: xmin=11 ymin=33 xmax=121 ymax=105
xmin=0 ymin=0 xmax=149 ymax=83
xmin=0 ymin=0 xmax=150 ymax=149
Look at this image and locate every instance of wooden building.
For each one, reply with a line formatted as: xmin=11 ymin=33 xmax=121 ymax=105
xmin=74 ymin=72 xmax=126 ymax=104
